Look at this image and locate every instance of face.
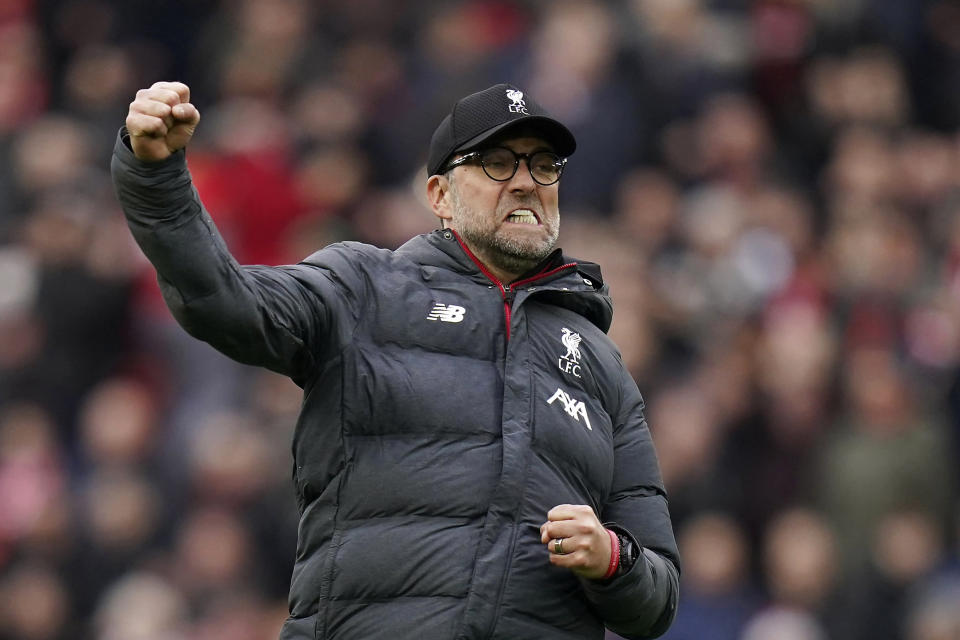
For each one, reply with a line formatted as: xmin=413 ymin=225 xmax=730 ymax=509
xmin=432 ymin=136 xmax=561 ymax=280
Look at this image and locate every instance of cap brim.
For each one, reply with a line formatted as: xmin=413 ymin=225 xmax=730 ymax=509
xmin=454 ymin=115 xmax=576 ymax=158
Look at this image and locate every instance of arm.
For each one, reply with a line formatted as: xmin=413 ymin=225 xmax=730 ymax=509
xmin=537 ymin=368 xmax=679 ymax=638
xmin=582 ymin=372 xmax=680 ymax=639
xmin=111 ymin=82 xmax=350 ymax=382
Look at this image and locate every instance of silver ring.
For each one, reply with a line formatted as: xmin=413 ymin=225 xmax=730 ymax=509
xmin=553 ymin=538 xmax=565 ymax=555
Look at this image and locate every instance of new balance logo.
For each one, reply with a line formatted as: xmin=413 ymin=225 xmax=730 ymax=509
xmin=426 ymin=303 xmax=466 ymax=323
xmin=547 ymin=388 xmax=593 ymax=431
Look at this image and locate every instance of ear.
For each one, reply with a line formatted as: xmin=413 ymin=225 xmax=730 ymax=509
xmin=426 ymin=174 xmax=454 ymax=227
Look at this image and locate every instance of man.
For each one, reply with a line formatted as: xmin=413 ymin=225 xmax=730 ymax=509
xmin=113 ymin=81 xmax=679 ymax=639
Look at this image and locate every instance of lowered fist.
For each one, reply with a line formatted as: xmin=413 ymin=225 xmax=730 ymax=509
xmin=540 ymin=504 xmax=614 ymax=580
xmin=126 ymin=81 xmax=200 ymax=162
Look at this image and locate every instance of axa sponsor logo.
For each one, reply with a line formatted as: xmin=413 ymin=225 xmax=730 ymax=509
xmin=547 ymin=387 xmax=592 ymax=431
xmin=426 ymin=303 xmax=466 ymax=323
xmin=558 ymin=327 xmax=582 ymax=378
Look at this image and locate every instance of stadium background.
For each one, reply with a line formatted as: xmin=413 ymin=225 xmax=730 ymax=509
xmin=0 ymin=0 xmax=959 ymax=638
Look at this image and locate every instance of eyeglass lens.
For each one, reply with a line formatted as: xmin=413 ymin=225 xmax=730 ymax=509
xmin=480 ymin=148 xmax=563 ymax=185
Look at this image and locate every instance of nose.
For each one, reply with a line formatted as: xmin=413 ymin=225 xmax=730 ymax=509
xmin=507 ymin=157 xmax=536 ymax=193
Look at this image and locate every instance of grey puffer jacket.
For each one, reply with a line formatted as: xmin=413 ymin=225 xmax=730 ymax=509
xmin=111 ymin=129 xmax=680 ymax=640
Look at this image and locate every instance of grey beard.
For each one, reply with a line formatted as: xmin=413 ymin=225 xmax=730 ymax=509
xmin=467 ymin=226 xmax=551 ymax=274
xmin=452 ymin=195 xmax=557 ymax=277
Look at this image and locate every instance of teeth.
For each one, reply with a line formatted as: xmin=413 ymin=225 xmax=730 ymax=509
xmin=507 ymin=211 xmax=538 ymax=225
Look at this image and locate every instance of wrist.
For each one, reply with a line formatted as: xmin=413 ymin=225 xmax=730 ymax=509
xmin=601 ymin=528 xmax=620 ymax=580
xmin=597 ymin=524 xmax=641 ymax=580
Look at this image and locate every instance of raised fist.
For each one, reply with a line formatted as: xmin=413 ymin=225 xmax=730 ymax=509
xmin=125 ymin=81 xmax=200 ymax=162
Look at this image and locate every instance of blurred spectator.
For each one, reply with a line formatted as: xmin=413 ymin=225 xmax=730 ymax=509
xmin=761 ymin=508 xmax=843 ymax=636
xmin=169 ymin=506 xmax=260 ymax=604
xmin=78 ymin=377 xmax=159 ymax=471
xmin=93 ymin=571 xmax=189 ymax=640
xmin=0 ymin=21 xmax=47 ymax=141
xmin=525 ymin=0 xmax=646 ymax=212
xmin=833 ymin=508 xmax=950 ymax=640
xmin=654 ymin=512 xmax=759 ymax=640
xmin=0 ymin=560 xmax=70 ymax=640
xmin=817 ymin=345 xmax=955 ymax=577
xmin=740 ymin=606 xmax=828 ymax=640
xmin=611 ymin=167 xmax=681 ymax=256
xmin=0 ymin=404 xmax=65 ymax=564
xmin=70 ymin=468 xmax=165 ymax=617
xmin=187 ymin=411 xmax=276 ymax=506
xmin=904 ymin=571 xmax=960 ymax=640
xmin=189 ymin=590 xmax=289 ymax=640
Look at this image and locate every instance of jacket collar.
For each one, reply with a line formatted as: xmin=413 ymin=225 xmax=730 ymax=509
xmin=395 ymin=230 xmax=614 ymax=333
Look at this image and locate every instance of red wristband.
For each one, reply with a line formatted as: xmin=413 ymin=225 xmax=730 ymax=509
xmin=602 ymin=528 xmax=620 ymax=580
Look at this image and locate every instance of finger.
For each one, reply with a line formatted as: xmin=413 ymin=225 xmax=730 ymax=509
xmin=130 ymin=98 xmax=173 ymax=120
xmin=546 ymin=535 xmax=563 ymax=556
xmin=131 ymin=99 xmax=175 ymax=132
xmin=546 ymin=504 xmax=593 ymax=522
xmin=551 ymin=533 xmax=587 ymax=554
xmin=137 ymin=86 xmax=183 ymax=108
xmin=171 ymin=102 xmax=200 ymax=125
xmin=150 ymin=81 xmax=191 ymax=104
xmin=547 ymin=504 xmax=576 ymax=520
xmin=541 ymin=521 xmax=582 ymax=543
xmin=549 ymin=536 xmax=566 ymax=555
xmin=549 ymin=545 xmax=579 ymax=562
xmin=126 ymin=112 xmax=168 ymax=138
xmin=549 ymin=546 xmax=588 ymax=568
xmin=548 ymin=538 xmax=609 ymax=579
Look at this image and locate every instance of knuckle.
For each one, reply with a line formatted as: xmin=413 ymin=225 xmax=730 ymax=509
xmin=137 ymin=117 xmax=163 ymax=133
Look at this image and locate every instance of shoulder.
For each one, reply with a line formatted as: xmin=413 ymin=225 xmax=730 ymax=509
xmin=301 ymin=241 xmax=393 ymax=267
xmin=300 ymin=241 xmax=422 ymax=275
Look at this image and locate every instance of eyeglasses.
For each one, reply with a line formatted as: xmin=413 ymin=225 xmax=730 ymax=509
xmin=445 ymin=147 xmax=567 ymax=186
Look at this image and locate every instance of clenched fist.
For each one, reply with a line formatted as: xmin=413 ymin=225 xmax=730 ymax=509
xmin=540 ymin=504 xmax=615 ymax=580
xmin=126 ymin=81 xmax=200 ymax=162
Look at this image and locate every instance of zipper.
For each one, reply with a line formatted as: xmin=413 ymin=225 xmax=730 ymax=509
xmin=498 ymin=264 xmax=578 ymax=339
xmin=502 ymin=287 xmax=515 ymax=340
xmin=445 ymin=230 xmax=583 ymax=638
xmin=448 ymin=230 xmax=577 ymax=341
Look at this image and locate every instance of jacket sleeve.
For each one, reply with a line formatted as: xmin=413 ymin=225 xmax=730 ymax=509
xmin=579 ymin=366 xmax=680 ymax=639
xmin=110 ymin=128 xmax=359 ymax=384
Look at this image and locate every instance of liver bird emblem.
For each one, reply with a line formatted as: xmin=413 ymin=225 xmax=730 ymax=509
xmin=561 ymin=328 xmax=582 ymax=362
xmin=505 ymin=89 xmax=528 ymax=113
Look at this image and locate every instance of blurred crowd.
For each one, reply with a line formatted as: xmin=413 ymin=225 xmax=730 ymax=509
xmin=1 ymin=0 xmax=959 ymax=639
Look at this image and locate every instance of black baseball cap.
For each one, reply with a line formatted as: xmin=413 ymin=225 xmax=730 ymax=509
xmin=427 ymin=83 xmax=577 ymax=177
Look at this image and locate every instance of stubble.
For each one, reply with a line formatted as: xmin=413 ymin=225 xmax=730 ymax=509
xmin=449 ymin=177 xmax=559 ymax=277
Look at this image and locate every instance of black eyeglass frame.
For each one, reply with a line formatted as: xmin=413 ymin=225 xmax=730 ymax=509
xmin=444 ymin=147 xmax=567 ymax=186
